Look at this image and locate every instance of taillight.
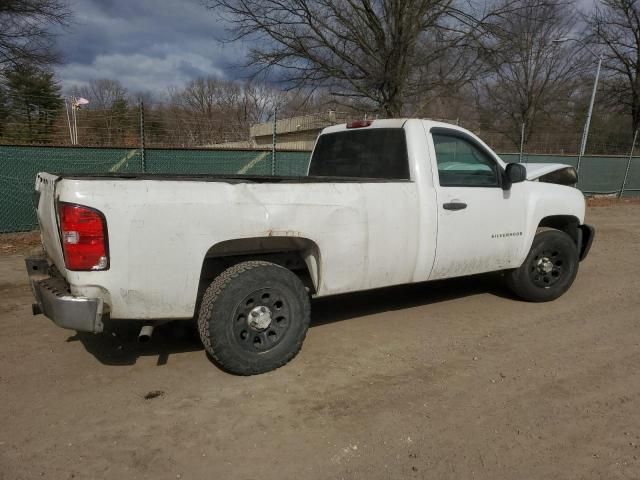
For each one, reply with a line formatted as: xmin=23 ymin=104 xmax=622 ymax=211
xmin=58 ymin=202 xmax=109 ymax=271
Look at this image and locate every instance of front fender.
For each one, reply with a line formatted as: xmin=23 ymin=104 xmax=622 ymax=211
xmin=517 ymin=183 xmax=586 ymax=266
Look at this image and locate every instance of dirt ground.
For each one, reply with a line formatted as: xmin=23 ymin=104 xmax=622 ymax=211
xmin=1 ymin=205 xmax=639 ymax=480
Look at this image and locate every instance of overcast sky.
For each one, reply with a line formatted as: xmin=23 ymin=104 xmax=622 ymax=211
xmin=55 ymin=0 xmax=597 ymax=98
xmin=55 ymin=0 xmax=243 ymax=96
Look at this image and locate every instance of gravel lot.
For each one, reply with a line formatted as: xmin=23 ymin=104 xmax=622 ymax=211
xmin=1 ymin=204 xmax=639 ymax=480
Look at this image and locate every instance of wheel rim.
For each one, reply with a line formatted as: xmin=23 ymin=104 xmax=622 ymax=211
xmin=529 ymin=248 xmax=565 ymax=288
xmin=231 ymin=287 xmax=291 ymax=353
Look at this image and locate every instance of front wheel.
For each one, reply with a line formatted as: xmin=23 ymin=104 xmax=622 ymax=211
xmin=506 ymin=230 xmax=579 ymax=302
xmin=198 ymin=261 xmax=311 ymax=375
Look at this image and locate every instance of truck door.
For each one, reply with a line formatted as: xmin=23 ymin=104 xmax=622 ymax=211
xmin=428 ymin=128 xmax=528 ymax=280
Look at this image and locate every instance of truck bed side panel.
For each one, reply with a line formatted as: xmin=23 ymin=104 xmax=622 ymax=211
xmin=56 ymin=179 xmax=420 ymax=319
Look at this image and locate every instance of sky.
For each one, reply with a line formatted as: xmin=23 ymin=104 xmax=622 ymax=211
xmin=54 ymin=0 xmax=597 ymax=98
xmin=54 ymin=0 xmax=244 ymax=96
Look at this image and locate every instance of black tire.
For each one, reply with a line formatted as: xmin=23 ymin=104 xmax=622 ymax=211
xmin=197 ymin=261 xmax=310 ymax=375
xmin=506 ymin=230 xmax=579 ymax=302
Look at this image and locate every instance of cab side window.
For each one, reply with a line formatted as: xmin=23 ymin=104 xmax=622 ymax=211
xmin=432 ymin=133 xmax=500 ymax=187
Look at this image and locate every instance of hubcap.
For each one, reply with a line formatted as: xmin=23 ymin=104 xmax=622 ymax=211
xmin=536 ymin=257 xmax=553 ymax=274
xmin=248 ymin=305 xmax=272 ymax=330
xmin=530 ymin=249 xmax=565 ymax=288
xmin=231 ymin=287 xmax=290 ymax=353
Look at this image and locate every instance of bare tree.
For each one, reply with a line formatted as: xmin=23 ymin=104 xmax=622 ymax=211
xmin=241 ymin=82 xmax=287 ymax=123
xmin=0 ymin=0 xmax=70 ymax=70
xmin=154 ymin=77 xmax=278 ymax=146
xmin=477 ymin=0 xmax=584 ymax=148
xmin=165 ymin=77 xmax=243 ymax=144
xmin=586 ymin=0 xmax=640 ymax=136
xmin=73 ymin=79 xmax=131 ymax=145
xmin=208 ymin=0 xmax=511 ymax=117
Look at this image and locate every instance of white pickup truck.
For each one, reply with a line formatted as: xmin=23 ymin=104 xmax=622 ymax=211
xmin=27 ymin=119 xmax=594 ymax=374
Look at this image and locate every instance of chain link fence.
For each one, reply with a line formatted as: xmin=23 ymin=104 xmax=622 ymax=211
xmin=1 ymin=106 xmax=640 ymax=233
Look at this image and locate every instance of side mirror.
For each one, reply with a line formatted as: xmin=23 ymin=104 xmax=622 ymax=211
xmin=503 ymin=163 xmax=527 ymax=190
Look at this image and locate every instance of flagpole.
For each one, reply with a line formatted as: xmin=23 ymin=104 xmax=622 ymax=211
xmin=65 ymin=99 xmax=73 ymax=144
xmin=72 ymin=97 xmax=78 ymax=144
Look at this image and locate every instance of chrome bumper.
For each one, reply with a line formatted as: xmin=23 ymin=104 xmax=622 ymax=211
xmin=25 ymin=256 xmax=104 ymax=333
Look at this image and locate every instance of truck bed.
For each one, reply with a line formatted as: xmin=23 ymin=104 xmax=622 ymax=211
xmin=35 ymin=170 xmax=420 ymax=319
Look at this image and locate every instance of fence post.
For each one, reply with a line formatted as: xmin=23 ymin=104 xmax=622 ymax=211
xmin=65 ymin=99 xmax=73 ymax=144
xmin=620 ymin=129 xmax=639 ymax=197
xmin=519 ymin=122 xmax=525 ymax=163
xmin=139 ymin=100 xmax=146 ymax=173
xmin=271 ymin=106 xmax=277 ymax=176
xmin=71 ymin=97 xmax=79 ymax=145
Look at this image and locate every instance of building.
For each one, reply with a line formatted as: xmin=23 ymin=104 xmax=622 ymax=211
xmin=249 ymin=111 xmax=356 ymax=151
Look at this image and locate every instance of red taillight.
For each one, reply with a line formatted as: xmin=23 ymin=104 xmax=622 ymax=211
xmin=346 ymin=119 xmax=373 ymax=129
xmin=58 ymin=202 xmax=109 ymax=271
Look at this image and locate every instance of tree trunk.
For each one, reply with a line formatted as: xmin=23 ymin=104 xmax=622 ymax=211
xmin=632 ymin=94 xmax=640 ymax=140
xmin=383 ymin=94 xmax=403 ymax=118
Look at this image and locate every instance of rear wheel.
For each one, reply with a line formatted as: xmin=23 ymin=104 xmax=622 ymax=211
xmin=198 ymin=261 xmax=310 ymax=375
xmin=506 ymin=230 xmax=579 ymax=302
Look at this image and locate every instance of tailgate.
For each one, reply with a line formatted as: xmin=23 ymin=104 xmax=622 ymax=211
xmin=35 ymin=173 xmax=66 ymax=271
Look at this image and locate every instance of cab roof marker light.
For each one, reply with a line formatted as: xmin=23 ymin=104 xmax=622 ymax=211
xmin=346 ymin=120 xmax=373 ymax=129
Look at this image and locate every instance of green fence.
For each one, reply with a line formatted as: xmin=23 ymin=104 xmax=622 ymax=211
xmin=1 ymin=145 xmax=638 ymax=233
xmin=0 ymin=146 xmax=310 ymax=232
xmin=500 ymin=153 xmax=640 ymax=197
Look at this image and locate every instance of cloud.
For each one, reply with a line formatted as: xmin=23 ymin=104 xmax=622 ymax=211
xmin=58 ymin=51 xmax=226 ymax=94
xmin=54 ymin=0 xmax=245 ymax=95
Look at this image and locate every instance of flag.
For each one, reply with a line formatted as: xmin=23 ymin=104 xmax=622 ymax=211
xmin=72 ymin=97 xmax=90 ymax=108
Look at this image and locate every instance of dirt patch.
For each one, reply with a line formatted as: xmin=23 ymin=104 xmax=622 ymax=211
xmin=586 ymin=195 xmax=640 ymax=207
xmin=0 ymin=231 xmax=42 ymax=256
xmin=0 ymin=205 xmax=639 ymax=480
xmin=143 ymin=390 xmax=165 ymax=400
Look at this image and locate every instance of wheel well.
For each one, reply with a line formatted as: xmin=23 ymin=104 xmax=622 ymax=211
xmin=537 ymin=215 xmax=580 ymax=247
xmin=196 ymin=237 xmax=320 ymax=308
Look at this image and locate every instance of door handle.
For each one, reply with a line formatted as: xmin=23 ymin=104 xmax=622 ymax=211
xmin=443 ymin=202 xmax=467 ymax=211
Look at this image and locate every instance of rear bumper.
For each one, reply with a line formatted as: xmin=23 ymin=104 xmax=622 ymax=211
xmin=25 ymin=256 xmax=104 ymax=333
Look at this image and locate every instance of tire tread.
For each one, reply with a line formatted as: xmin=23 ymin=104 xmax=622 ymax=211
xmin=197 ymin=261 xmax=310 ymax=375
xmin=506 ymin=230 xmax=579 ymax=302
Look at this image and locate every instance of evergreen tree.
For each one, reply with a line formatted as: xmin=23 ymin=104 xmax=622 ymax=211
xmin=2 ymin=63 xmax=62 ymax=143
xmin=0 ymin=84 xmax=8 ymax=138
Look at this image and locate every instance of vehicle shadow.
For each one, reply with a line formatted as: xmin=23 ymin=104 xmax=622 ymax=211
xmin=70 ymin=272 xmax=516 ymax=367
xmin=68 ymin=319 xmax=201 ymax=367
xmin=310 ymin=272 xmax=515 ymax=326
